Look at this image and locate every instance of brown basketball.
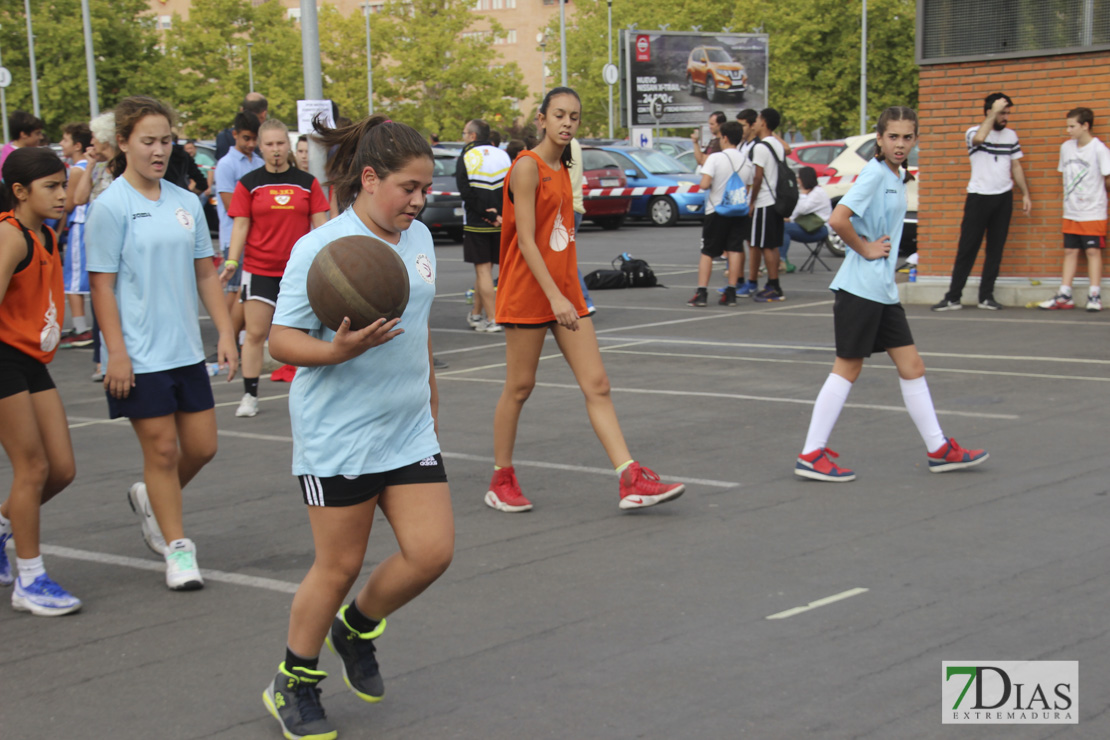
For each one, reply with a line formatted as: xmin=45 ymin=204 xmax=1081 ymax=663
xmin=306 ymin=235 xmax=409 ymax=332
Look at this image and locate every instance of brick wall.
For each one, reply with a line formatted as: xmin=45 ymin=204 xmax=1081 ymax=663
xmin=917 ymin=51 xmax=1110 ymax=278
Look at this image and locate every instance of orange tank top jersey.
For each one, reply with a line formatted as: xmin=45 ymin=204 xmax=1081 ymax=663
xmin=496 ymin=150 xmax=586 ymax=324
xmin=0 ymin=212 xmax=64 ymax=363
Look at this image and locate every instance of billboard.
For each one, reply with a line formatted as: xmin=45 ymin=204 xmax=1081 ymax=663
xmin=621 ymin=31 xmax=769 ymax=128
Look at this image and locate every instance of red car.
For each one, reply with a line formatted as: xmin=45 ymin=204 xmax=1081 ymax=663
xmin=581 ymin=147 xmax=632 ymax=230
xmin=786 ymin=141 xmax=847 ymax=179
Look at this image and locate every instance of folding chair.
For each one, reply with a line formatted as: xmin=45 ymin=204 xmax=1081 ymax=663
xmin=798 ymin=236 xmax=833 ymax=272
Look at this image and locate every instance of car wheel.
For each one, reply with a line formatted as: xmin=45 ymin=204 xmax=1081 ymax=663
xmin=648 ymin=197 xmax=678 ymax=226
xmin=825 ymin=231 xmax=847 ymax=257
xmin=687 ymin=75 xmax=697 ymax=96
xmin=706 ymin=81 xmax=718 ymax=103
xmin=594 ymin=215 xmax=624 ymax=231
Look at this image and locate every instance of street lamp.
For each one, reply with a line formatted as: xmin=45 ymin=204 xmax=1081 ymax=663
xmin=559 ymin=0 xmax=567 ymax=87
xmin=537 ymin=31 xmax=547 ymax=99
xmin=607 ymin=0 xmax=613 ymax=139
xmin=361 ymin=2 xmax=375 ymax=115
xmin=23 ymin=0 xmax=39 ymax=117
xmin=247 ymin=42 xmax=254 ymax=93
xmin=860 ymin=0 xmax=868 ymax=134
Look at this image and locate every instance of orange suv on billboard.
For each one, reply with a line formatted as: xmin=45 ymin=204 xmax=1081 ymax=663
xmin=685 ymin=46 xmax=748 ymax=103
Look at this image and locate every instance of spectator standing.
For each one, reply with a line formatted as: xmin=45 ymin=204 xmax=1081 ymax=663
xmin=59 ymin=122 xmax=95 ymax=346
xmin=1 ymin=112 xmax=45 ymax=168
xmin=295 ymin=135 xmax=309 ymax=171
xmin=748 ymin=108 xmax=788 ymax=302
xmin=215 ymin=93 xmax=268 ymax=160
xmin=457 ymin=118 xmax=511 ymax=332
xmin=165 ymin=134 xmax=207 ymax=194
xmin=933 ymin=93 xmax=1033 ymax=311
xmin=1039 ymin=106 xmax=1110 ymax=312
xmin=691 ymin=111 xmax=726 ymax=167
xmin=215 ymin=112 xmax=264 ymax=335
xmin=688 ymin=120 xmax=749 ymax=306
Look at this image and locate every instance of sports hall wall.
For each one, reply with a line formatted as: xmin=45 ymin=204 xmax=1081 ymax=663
xmin=916 ymin=50 xmax=1110 ymax=278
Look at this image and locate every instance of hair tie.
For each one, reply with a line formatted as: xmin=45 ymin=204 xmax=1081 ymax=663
xmin=382 ymin=119 xmax=392 ymax=124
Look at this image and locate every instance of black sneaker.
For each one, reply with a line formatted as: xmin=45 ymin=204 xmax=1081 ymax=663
xmin=326 ymin=606 xmax=385 ymax=703
xmin=978 ymin=298 xmax=1002 ymax=310
xmin=263 ymin=663 xmax=337 ymax=740
xmin=930 ymin=299 xmax=962 ymax=312
xmin=719 ymin=286 xmax=737 ymax=306
xmin=687 ymin=289 xmax=708 ymax=307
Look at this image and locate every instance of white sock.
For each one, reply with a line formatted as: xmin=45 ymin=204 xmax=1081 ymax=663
xmin=17 ymin=556 xmax=45 ymax=586
xmin=899 ymin=376 xmax=946 ymax=452
xmin=73 ymin=315 xmax=88 ymax=333
xmin=1090 ymin=286 xmax=1100 ymax=297
xmin=802 ymin=374 xmax=853 ymax=454
xmin=1060 ymin=285 xmax=1072 ymax=297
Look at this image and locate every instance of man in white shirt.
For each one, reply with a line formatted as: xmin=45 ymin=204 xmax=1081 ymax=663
xmin=688 ymin=121 xmax=748 ymax=306
xmin=747 ymin=108 xmax=788 ymax=302
xmin=933 ymin=93 xmax=1033 ymax=311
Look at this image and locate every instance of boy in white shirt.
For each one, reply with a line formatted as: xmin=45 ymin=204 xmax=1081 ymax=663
xmin=688 ymin=121 xmax=749 ymax=306
xmin=1039 ymin=107 xmax=1110 ymax=312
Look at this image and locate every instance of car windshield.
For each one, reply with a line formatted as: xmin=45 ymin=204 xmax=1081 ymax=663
xmin=433 ymin=156 xmax=457 ymax=177
xmin=193 ymin=147 xmax=216 ymax=169
xmin=705 ymin=48 xmax=732 ymax=63
xmin=624 ymin=149 xmax=688 ymax=174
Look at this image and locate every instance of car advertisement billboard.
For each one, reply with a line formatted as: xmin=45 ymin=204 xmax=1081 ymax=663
xmin=621 ymin=31 xmax=769 ymax=128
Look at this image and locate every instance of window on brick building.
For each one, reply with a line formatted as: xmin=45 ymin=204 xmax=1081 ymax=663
xmin=158 ymin=15 xmax=172 ymax=30
xmin=918 ymin=0 xmax=1110 ymax=63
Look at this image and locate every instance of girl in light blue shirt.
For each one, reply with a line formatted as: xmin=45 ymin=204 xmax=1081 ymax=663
xmin=795 ymin=107 xmax=989 ymax=483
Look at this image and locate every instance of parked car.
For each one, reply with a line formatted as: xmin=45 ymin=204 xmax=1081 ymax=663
xmin=190 ymin=141 xmax=220 ymax=237
xmin=590 ymin=145 xmax=703 ymax=226
xmin=674 ymin=149 xmax=698 ymax=172
xmin=418 ymin=148 xmax=465 ymax=242
xmin=580 ymin=147 xmax=632 ymax=230
xmin=685 ymin=45 xmax=748 ymax=103
xmin=653 ymin=137 xmax=695 ymax=159
xmin=821 ymin=133 xmax=919 ymax=257
xmin=786 ymin=140 xmax=847 ymax=179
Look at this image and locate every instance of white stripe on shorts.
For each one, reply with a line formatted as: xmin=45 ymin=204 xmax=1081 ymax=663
xmin=302 ymin=474 xmax=324 ymax=506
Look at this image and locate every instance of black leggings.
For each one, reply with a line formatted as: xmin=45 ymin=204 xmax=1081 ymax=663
xmin=944 ymin=192 xmax=1013 ymax=303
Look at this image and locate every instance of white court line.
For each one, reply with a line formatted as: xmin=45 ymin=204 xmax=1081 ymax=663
xmin=39 ymin=545 xmax=300 ymax=594
xmin=766 ymin=587 xmax=869 ymax=620
xmin=439 ymin=377 xmax=1020 ymax=420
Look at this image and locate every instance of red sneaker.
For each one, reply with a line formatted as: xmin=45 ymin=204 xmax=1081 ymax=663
xmin=927 ymin=438 xmax=988 ymax=473
xmin=618 ymin=462 xmax=685 ymax=510
xmin=484 ymin=467 xmax=533 ymax=512
xmin=795 ymin=447 xmax=856 ymax=482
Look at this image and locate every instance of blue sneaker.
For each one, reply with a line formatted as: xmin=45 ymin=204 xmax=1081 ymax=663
xmin=0 ymin=530 xmax=12 ymax=587
xmin=736 ymin=280 xmax=759 ymax=297
xmin=12 ymin=573 xmax=82 ymax=616
xmin=754 ymin=287 xmax=785 ymax=302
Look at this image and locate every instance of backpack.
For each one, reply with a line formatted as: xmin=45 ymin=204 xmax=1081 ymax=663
xmin=750 ymin=140 xmax=799 ymax=218
xmin=615 ymin=254 xmax=659 ymax=288
xmin=583 ymin=269 xmax=627 ymax=290
xmin=713 ymin=150 xmax=749 ymax=218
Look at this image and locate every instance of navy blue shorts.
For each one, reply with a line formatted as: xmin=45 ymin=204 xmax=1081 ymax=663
xmin=107 ymin=361 xmax=215 ymax=419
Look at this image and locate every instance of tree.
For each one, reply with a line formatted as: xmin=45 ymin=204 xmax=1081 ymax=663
xmin=369 ymin=0 xmax=528 ymax=138
xmin=0 ymin=0 xmax=172 ymax=140
xmin=318 ymin=4 xmax=378 ymax=122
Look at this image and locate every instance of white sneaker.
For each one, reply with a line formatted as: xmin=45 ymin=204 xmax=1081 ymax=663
xmin=165 ymin=539 xmax=204 ymax=591
xmin=482 ymin=321 xmax=503 ymax=333
xmin=1038 ymin=293 xmax=1074 ymax=310
xmin=235 ymin=393 xmax=259 ymax=418
xmin=466 ymin=313 xmax=485 ymax=330
xmin=1087 ymin=294 xmax=1102 ymax=312
xmin=127 ymin=482 xmax=167 ymax=556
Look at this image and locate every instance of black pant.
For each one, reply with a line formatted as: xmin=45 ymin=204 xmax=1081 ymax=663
xmin=945 ymin=192 xmax=1013 ymax=303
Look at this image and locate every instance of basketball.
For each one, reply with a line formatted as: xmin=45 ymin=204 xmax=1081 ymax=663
xmin=306 ymin=235 xmax=410 ymax=332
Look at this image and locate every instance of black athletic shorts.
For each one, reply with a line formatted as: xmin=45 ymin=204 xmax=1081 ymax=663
xmin=463 ymin=231 xmax=500 ymax=265
xmin=750 ymin=206 xmax=785 ymax=249
xmin=0 ymin=342 xmax=55 ymax=400
xmin=833 ymin=290 xmax=914 ymax=359
xmin=1063 ymin=233 xmax=1105 ymax=250
xmin=107 ymin=361 xmax=215 ymax=419
xmin=240 ymin=272 xmax=282 ymax=306
xmin=700 ymin=212 xmax=747 ymax=257
xmin=298 ymin=453 xmax=448 ymax=507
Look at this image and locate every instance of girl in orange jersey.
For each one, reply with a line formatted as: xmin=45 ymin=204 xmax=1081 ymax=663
xmin=486 ymin=87 xmax=685 ymax=513
xmin=0 ymin=148 xmax=82 ymax=615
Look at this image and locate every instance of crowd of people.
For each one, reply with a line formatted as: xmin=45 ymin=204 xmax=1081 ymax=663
xmin=1 ymin=84 xmax=1106 ymax=740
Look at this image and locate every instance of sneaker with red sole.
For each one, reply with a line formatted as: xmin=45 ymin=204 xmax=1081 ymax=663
xmin=484 ymin=467 xmax=533 ymax=512
xmin=795 ymin=447 xmax=856 ymax=482
xmin=618 ymin=462 xmax=685 ymax=510
xmin=927 ymin=438 xmax=988 ymax=473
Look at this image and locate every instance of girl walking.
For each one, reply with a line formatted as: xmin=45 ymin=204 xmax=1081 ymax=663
xmin=486 ymin=87 xmax=685 ymax=512
xmin=262 ymin=116 xmax=453 ymax=740
xmin=87 ymin=96 xmax=239 ymax=589
xmin=0 ymin=147 xmax=81 ymax=615
xmin=795 ymin=107 xmax=988 ymax=482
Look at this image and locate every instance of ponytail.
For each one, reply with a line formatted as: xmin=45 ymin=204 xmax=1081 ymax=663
xmin=0 ymin=147 xmax=67 ymax=213
xmin=313 ymin=114 xmax=432 ymax=212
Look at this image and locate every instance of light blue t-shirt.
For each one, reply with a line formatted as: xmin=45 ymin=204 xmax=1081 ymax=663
xmin=273 ymin=209 xmax=440 ymax=477
xmin=828 ymin=158 xmax=907 ymax=305
xmin=215 ymin=148 xmax=263 ymax=249
xmin=86 ymin=177 xmax=213 ymax=373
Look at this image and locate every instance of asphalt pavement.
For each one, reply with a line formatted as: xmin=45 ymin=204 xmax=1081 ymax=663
xmin=2 ymin=219 xmax=1108 ymax=739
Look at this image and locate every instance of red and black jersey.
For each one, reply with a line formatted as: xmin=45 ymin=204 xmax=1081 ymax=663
xmin=228 ymin=167 xmax=330 ymax=277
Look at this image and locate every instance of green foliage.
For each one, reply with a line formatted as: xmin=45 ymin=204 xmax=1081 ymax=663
xmin=0 ymin=0 xmax=172 ymax=140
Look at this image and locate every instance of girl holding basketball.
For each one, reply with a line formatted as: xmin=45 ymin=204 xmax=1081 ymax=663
xmin=219 ymin=118 xmax=330 ymax=419
xmin=486 ymin=87 xmax=685 ymax=513
xmin=0 ymin=148 xmax=81 ymax=616
xmin=87 ymin=96 xmax=239 ymax=591
xmin=795 ymin=106 xmax=988 ymax=483
xmin=262 ymin=116 xmax=453 ymax=740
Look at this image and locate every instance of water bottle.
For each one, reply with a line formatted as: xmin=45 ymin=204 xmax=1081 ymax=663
xmin=908 ymin=266 xmax=917 ymax=283
xmin=465 ymin=288 xmax=474 ymax=305
xmin=206 ymin=362 xmax=224 ymax=377
xmin=620 ymin=251 xmax=633 ymax=263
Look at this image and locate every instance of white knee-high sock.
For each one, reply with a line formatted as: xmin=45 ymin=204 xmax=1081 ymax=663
xmin=802 ymin=373 xmax=853 ymax=454
xmin=899 ymin=376 xmax=946 ymax=452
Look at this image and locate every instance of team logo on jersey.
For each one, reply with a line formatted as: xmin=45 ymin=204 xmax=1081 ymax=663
xmin=549 ymin=207 xmax=571 ymax=252
xmin=175 ymin=207 xmax=194 ymax=231
xmin=41 ymin=290 xmax=60 ymax=352
xmin=414 ymin=253 xmax=434 ymax=284
xmin=274 ymin=194 xmax=291 ymax=206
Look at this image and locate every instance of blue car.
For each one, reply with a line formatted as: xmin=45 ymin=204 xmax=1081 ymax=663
xmin=588 ymin=146 xmax=704 ymax=226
